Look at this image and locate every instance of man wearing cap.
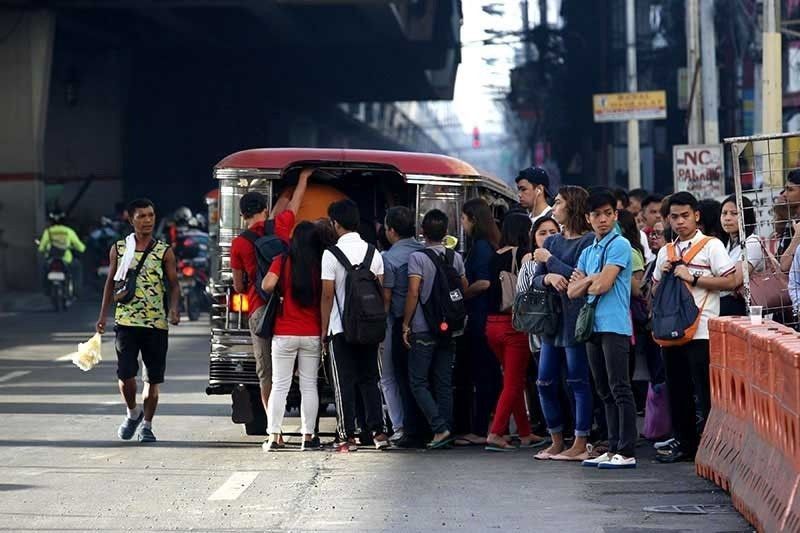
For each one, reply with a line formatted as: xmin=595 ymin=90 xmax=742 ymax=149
xmin=515 ymin=167 xmax=553 ymax=224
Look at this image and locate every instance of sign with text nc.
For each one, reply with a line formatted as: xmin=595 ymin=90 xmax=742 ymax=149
xmin=592 ymin=91 xmax=667 ymax=122
xmin=673 ymin=144 xmax=724 ymax=199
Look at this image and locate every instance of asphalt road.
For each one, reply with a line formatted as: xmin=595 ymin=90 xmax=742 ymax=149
xmin=0 ymin=299 xmax=753 ymax=532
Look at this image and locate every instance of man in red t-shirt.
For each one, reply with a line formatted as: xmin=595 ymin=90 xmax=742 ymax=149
xmin=230 ymin=169 xmax=311 ymax=425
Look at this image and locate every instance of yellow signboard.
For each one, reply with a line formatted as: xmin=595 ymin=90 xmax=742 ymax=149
xmin=593 ymin=91 xmax=667 ymax=122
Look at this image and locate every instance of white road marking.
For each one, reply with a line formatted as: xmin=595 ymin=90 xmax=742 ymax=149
xmin=55 ymin=354 xmax=74 ymax=362
xmin=0 ymin=371 xmax=31 ymax=383
xmin=208 ymin=471 xmax=259 ymax=501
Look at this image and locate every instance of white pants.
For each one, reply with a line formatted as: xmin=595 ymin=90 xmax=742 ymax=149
xmin=267 ymin=336 xmax=321 ymax=435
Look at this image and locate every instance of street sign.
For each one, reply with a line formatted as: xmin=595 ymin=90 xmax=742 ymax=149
xmin=673 ymin=144 xmax=724 ymax=199
xmin=592 ymin=91 xmax=667 ymax=122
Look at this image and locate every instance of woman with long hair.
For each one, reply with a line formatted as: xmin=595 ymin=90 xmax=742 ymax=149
xmin=529 ymin=186 xmax=596 ymax=461
xmin=261 ymin=221 xmax=324 ymax=450
xmin=458 ymin=198 xmax=503 ymax=445
xmin=484 ymin=213 xmax=545 ymax=451
xmin=617 ymin=210 xmax=646 ymax=298
xmin=719 ymin=195 xmax=762 ymax=316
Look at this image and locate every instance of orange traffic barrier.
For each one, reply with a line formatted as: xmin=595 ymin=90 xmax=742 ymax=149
xmin=698 ymin=318 xmax=800 ymax=532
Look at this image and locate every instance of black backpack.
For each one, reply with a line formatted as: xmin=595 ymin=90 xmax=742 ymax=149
xmin=329 ymin=245 xmax=387 ymax=345
xmin=240 ymin=220 xmax=288 ymax=302
xmin=419 ymin=248 xmax=467 ymax=338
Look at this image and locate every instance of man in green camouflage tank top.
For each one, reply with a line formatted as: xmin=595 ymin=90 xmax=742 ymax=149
xmin=96 ymin=198 xmax=180 ymax=443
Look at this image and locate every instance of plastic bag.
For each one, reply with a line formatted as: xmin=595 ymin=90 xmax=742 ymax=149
xmin=642 ymin=382 xmax=672 ymax=441
xmin=66 ymin=333 xmax=103 ymax=371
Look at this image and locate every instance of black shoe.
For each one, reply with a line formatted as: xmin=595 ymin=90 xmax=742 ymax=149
xmin=656 ymin=441 xmax=695 ymax=464
xmin=393 ymin=435 xmax=425 ymax=449
xmin=358 ymin=432 xmax=374 ymax=447
xmin=301 ymin=436 xmax=322 ymax=451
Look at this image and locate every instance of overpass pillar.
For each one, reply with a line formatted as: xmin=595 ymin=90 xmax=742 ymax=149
xmin=0 ymin=10 xmax=54 ymax=290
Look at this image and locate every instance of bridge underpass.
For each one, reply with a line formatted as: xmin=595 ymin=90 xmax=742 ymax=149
xmin=0 ymin=1 xmax=462 ymax=290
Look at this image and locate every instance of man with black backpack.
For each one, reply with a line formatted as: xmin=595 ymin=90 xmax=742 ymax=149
xmin=321 ymin=199 xmax=389 ymax=452
xmin=401 ymin=209 xmax=468 ymax=450
xmin=230 ymin=170 xmax=310 ymax=449
xmin=651 ymin=192 xmax=737 ymax=463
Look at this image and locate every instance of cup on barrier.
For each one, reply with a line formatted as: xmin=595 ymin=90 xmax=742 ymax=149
xmin=749 ymin=306 xmax=763 ymax=326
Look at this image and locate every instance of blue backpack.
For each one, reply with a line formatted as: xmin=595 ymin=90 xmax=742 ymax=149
xmin=651 ymin=237 xmax=712 ymax=347
xmin=240 ymin=220 xmax=288 ymax=302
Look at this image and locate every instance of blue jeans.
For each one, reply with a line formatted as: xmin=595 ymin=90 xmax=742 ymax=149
xmin=537 ymin=341 xmax=593 ymax=437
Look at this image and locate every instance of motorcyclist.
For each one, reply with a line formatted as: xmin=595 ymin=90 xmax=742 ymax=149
xmin=38 ymin=211 xmax=87 ymax=297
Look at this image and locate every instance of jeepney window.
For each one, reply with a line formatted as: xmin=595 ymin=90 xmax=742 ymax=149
xmin=417 ymin=184 xmax=464 ymax=247
xmin=218 ymin=179 xmax=272 ymax=247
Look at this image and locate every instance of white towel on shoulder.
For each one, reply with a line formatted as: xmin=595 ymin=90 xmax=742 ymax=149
xmin=114 ymin=233 xmax=137 ymax=281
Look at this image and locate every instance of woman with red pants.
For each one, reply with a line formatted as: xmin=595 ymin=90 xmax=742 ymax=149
xmin=485 ymin=214 xmax=547 ymax=451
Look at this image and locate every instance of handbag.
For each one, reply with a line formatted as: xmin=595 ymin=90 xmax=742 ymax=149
xmin=253 ymin=254 xmax=287 ymax=339
xmin=748 ymin=241 xmax=789 ymax=312
xmin=114 ymin=240 xmax=156 ymax=304
xmin=642 ymin=382 xmax=672 ymax=440
xmin=499 ymin=247 xmax=520 ymax=313
xmin=512 ymin=283 xmax=560 ymax=336
xmin=575 ymin=234 xmax=619 ymax=343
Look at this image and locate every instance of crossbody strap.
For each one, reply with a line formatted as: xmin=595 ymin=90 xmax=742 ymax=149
xmin=588 ymin=234 xmax=619 ymax=307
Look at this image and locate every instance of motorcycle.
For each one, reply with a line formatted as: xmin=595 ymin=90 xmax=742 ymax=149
xmin=174 ymin=232 xmax=210 ymax=321
xmin=39 ymin=244 xmax=74 ymax=312
xmin=87 ymin=218 xmax=121 ymax=290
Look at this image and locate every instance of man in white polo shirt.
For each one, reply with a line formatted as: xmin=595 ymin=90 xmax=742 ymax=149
xmin=652 ymin=192 xmax=738 ymax=463
xmin=321 ymin=199 xmax=389 ymax=453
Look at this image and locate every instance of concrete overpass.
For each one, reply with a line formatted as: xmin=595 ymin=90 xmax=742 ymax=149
xmin=0 ymin=0 xmax=462 ymax=289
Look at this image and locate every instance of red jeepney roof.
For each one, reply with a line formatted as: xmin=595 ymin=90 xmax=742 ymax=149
xmin=215 ymin=148 xmax=482 ymax=177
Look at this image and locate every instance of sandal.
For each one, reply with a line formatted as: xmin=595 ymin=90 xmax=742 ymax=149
xmin=485 ymin=443 xmax=516 ymax=452
xmin=550 ymin=451 xmax=590 ymax=462
xmin=534 ymin=450 xmax=554 ymax=460
xmin=427 ymin=435 xmax=455 ymax=450
xmin=518 ymin=437 xmax=551 ymax=449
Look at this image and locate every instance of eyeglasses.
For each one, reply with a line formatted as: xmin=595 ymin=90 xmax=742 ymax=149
xmin=649 ymin=231 xmax=664 ymax=238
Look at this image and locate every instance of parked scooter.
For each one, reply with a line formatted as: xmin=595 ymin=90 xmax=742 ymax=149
xmin=174 ymin=225 xmax=210 ymax=321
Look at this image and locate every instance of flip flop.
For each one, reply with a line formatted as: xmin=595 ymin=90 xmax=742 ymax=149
xmin=485 ymin=443 xmax=516 ymax=452
xmin=518 ymin=438 xmax=551 ymax=449
xmin=427 ymin=436 xmax=455 ymax=450
xmin=534 ymin=450 xmax=554 ymax=460
xmin=550 ymin=452 xmax=590 ymax=462
xmin=453 ymin=438 xmax=474 ymax=446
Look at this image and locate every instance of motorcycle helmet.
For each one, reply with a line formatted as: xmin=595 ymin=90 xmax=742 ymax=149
xmin=173 ymin=206 xmax=192 ymax=225
xmin=48 ymin=211 xmax=65 ymax=223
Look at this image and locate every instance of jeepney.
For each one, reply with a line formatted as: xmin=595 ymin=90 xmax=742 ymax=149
xmin=206 ymin=148 xmax=516 ymax=434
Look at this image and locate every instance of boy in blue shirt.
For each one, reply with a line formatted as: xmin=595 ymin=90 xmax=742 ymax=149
xmin=568 ymin=189 xmax=636 ymax=469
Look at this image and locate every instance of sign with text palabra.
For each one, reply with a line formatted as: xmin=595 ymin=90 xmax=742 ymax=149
xmin=592 ymin=91 xmax=667 ymax=122
xmin=673 ymin=144 xmax=724 ymax=199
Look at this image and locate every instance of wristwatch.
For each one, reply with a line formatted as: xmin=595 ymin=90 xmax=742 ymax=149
xmin=691 ymin=274 xmax=700 ymax=287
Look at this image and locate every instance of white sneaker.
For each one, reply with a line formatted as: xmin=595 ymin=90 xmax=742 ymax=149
xmin=389 ymin=429 xmax=405 ymax=443
xmin=374 ymin=437 xmax=390 ymax=450
xmin=598 ymin=454 xmax=637 ymax=469
xmin=582 ymin=452 xmax=613 ymax=467
xmin=654 ymin=437 xmax=676 ymax=450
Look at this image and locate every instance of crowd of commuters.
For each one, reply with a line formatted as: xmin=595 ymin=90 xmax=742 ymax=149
xmin=224 ymin=164 xmax=800 ymax=470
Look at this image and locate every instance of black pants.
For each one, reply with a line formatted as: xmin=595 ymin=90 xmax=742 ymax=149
xmin=390 ymin=319 xmax=428 ymax=439
xmin=586 ymin=333 xmax=637 ymax=457
xmin=328 ymin=334 xmax=383 ymax=440
xmin=466 ymin=313 xmax=502 ymax=437
xmin=662 ymin=340 xmax=710 ymax=455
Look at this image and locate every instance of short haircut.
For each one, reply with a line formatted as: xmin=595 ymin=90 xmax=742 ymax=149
xmin=628 ymin=188 xmax=649 ymax=202
xmin=667 ymin=191 xmax=699 ymax=211
xmin=788 ymin=169 xmax=800 ymax=186
xmin=642 ymin=194 xmax=664 ymax=209
xmin=384 ymin=206 xmax=415 ymax=239
xmin=587 ymin=189 xmax=617 ymax=212
xmin=328 ymin=199 xmax=360 ymax=231
xmin=239 ymin=192 xmax=268 ymax=219
xmin=126 ymin=198 xmax=155 ymax=216
xmin=614 ymin=188 xmax=630 ymax=208
xmin=421 ymin=209 xmax=449 ymax=242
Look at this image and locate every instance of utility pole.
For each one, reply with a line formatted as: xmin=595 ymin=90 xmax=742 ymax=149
xmin=763 ymin=0 xmax=783 ymax=186
xmin=539 ymin=0 xmax=547 ymax=27
xmin=686 ymin=0 xmax=703 ymax=145
xmin=626 ymin=0 xmax=641 ymax=189
xmin=521 ymin=0 xmax=532 ymax=63
xmin=699 ymin=0 xmax=719 ymax=144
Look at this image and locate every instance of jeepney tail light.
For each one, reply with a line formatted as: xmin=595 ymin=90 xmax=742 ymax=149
xmin=230 ymin=293 xmax=250 ymax=313
xmin=181 ymin=265 xmax=195 ymax=277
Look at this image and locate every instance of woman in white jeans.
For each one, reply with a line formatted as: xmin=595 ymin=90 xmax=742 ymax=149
xmin=261 ymin=221 xmax=323 ymax=451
